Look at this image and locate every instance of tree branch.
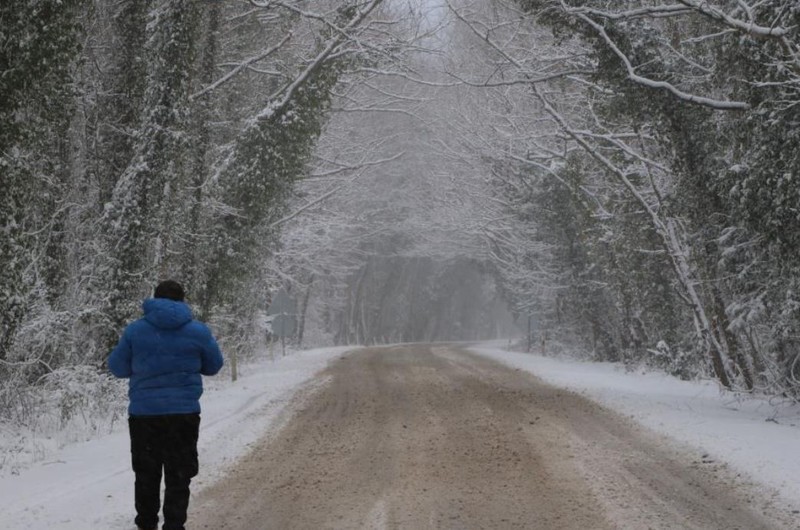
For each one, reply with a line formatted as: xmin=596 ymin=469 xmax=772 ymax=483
xmin=576 ymin=13 xmax=750 ymax=110
xmin=190 ymin=33 xmax=292 ymax=100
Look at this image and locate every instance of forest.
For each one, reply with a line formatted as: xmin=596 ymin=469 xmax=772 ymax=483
xmin=2 ymin=0 xmax=800 ymax=439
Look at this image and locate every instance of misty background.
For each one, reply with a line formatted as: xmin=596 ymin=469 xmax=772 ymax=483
xmin=3 ymin=0 xmax=800 ymax=450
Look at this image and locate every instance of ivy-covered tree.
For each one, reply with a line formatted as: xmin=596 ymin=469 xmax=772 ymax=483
xmin=459 ymin=0 xmax=800 ymax=392
xmin=197 ymin=1 xmax=385 ymax=325
xmin=100 ymin=0 xmax=201 ymax=352
xmin=0 ymin=0 xmax=84 ymax=362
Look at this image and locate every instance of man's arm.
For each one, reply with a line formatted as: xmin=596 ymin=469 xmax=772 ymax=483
xmin=200 ymin=326 xmax=224 ymax=376
xmin=108 ymin=328 xmax=133 ymax=378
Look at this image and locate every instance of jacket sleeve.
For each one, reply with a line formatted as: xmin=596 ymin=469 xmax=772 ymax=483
xmin=200 ymin=325 xmax=224 ymax=376
xmin=108 ymin=328 xmax=133 ymax=378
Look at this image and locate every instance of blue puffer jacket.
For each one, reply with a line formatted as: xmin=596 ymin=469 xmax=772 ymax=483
xmin=108 ymin=298 xmax=224 ymax=416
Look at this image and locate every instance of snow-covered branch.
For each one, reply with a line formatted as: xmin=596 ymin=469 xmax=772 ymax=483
xmin=190 ymin=33 xmax=292 ymax=100
xmin=303 ymin=152 xmax=406 ymax=181
xmin=560 ymin=0 xmax=790 ymax=38
xmin=253 ymin=0 xmax=385 ymax=122
xmin=576 ymin=13 xmax=750 ymax=110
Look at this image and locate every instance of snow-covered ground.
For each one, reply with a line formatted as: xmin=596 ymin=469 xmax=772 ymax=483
xmin=471 ymin=343 xmax=800 ymax=512
xmin=1 ymin=342 xmax=799 ymax=529
xmin=0 ymin=346 xmax=353 ymax=530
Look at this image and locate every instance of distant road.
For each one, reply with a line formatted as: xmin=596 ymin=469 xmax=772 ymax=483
xmin=190 ymin=344 xmax=787 ymax=529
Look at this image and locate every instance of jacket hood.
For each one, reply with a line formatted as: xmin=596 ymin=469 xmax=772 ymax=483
xmin=142 ymin=298 xmax=192 ymax=329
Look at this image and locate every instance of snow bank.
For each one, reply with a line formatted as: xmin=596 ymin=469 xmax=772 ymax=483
xmin=470 ymin=343 xmax=800 ymax=509
xmin=0 ymin=346 xmax=352 ymax=530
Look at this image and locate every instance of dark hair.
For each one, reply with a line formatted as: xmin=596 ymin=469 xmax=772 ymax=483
xmin=154 ymin=280 xmax=185 ymax=302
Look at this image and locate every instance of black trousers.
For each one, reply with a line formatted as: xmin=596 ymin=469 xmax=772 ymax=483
xmin=129 ymin=413 xmax=200 ymax=530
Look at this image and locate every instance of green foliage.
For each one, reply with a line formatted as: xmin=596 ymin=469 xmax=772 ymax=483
xmin=0 ymin=1 xmax=386 ymax=438
xmin=503 ymin=152 xmax=687 ymax=366
xmin=504 ymin=0 xmax=800 ymax=391
xmin=0 ymin=0 xmax=85 ymax=360
xmin=0 ymin=0 xmax=83 ymax=148
xmin=101 ymin=0 xmax=202 ymax=339
xmin=203 ymin=68 xmax=339 ymax=311
xmin=91 ymin=0 xmax=151 ymax=204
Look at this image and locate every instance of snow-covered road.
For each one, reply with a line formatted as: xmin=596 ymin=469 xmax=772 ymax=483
xmin=189 ymin=344 xmax=794 ymax=529
xmin=1 ymin=342 xmax=798 ymax=529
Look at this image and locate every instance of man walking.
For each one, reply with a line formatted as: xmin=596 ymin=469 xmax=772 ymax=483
xmin=109 ymin=280 xmax=224 ymax=530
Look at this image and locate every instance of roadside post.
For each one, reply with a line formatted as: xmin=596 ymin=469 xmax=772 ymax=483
xmin=526 ymin=313 xmax=537 ymax=353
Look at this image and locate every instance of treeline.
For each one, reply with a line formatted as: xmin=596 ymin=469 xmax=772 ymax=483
xmin=4 ymin=0 xmax=799 ymax=421
xmin=469 ymin=0 xmax=800 ymax=396
xmin=0 ymin=0 xmax=385 ymax=419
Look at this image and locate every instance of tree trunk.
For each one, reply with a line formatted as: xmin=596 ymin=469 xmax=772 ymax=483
xmin=711 ymin=287 xmax=754 ymax=390
xmin=296 ymin=276 xmax=314 ymax=348
xmin=533 ymin=84 xmax=735 ymax=388
xmin=103 ymin=0 xmax=201 ymax=341
xmin=184 ymin=0 xmax=219 ymax=298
